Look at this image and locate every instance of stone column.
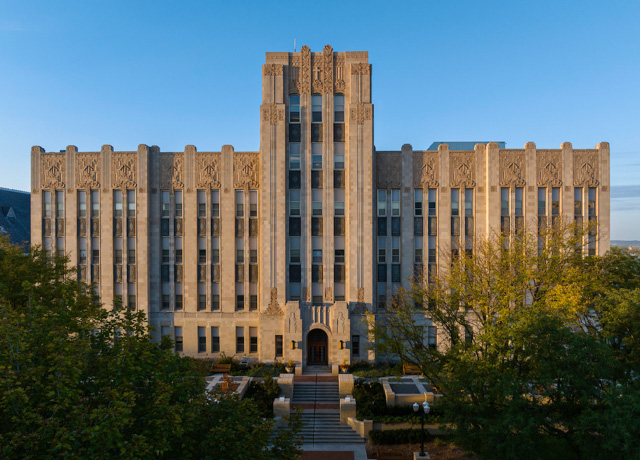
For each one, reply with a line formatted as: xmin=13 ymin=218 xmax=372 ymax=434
xmin=100 ymin=145 xmax=114 ymax=309
xmin=524 ymin=142 xmax=537 ymax=235
xmin=561 ymin=142 xmax=574 ymax=223
xmin=136 ymin=144 xmax=150 ymax=317
xmin=220 ymin=145 xmax=235 ymax=312
xmin=30 ymin=146 xmax=44 ymax=247
xmin=596 ymin=142 xmax=610 ymax=255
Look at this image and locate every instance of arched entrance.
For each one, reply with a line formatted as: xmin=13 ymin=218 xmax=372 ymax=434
xmin=307 ymin=329 xmax=329 ymax=365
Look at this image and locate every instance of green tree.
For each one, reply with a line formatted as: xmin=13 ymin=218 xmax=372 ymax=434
xmin=370 ymin=223 xmax=640 ymax=459
xmin=0 ymin=237 xmax=302 ymax=459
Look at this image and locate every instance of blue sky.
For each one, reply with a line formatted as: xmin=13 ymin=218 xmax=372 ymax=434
xmin=1 ymin=0 xmax=639 ymax=239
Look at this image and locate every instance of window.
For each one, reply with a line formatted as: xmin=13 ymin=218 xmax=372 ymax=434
xmin=312 ymin=189 xmax=322 ymax=216
xmin=377 ymin=190 xmax=387 ymax=216
xmin=515 ymin=188 xmax=523 ymax=217
xmin=43 ymin=191 xmax=51 ymax=218
xmin=352 ymin=335 xmax=360 ymax=357
xmin=378 ymin=237 xmax=386 ymax=263
xmin=211 ymin=190 xmax=219 ymax=218
xmin=451 ymin=189 xmax=459 ymax=217
xmin=313 ymin=250 xmax=323 ymax=264
xmin=414 ymin=189 xmax=423 ymax=216
xmin=175 ymin=283 xmax=183 ymax=310
xmin=391 ymin=189 xmax=401 ymax=216
xmin=236 ymin=238 xmax=244 ymax=264
xmin=113 ymin=190 xmax=122 ymax=218
xmin=414 ymin=237 xmax=423 ymax=263
xmin=334 ymin=189 xmax=345 ymax=216
xmin=334 ymin=142 xmax=345 ymax=170
xmin=428 ymin=326 xmax=437 ymax=349
xmin=78 ymin=190 xmax=86 ymax=218
xmin=91 ymin=190 xmax=99 ymax=218
xmin=175 ymin=327 xmax=183 ymax=352
xmin=588 ymin=188 xmax=596 ymax=217
xmin=128 ymin=238 xmax=135 ymax=264
xmin=198 ymin=190 xmax=206 ymax=217
xmin=249 ymin=190 xmax=258 ymax=217
xmin=465 ymin=189 xmax=473 ymax=217
xmin=198 ymin=283 xmax=206 ymax=311
xmin=212 ymin=284 xmax=220 ymax=311
xmin=289 ymin=94 xmax=300 ymax=122
xmin=289 ymin=142 xmax=301 ymax=170
xmin=289 ymin=283 xmax=301 ymax=301
xmin=312 ymin=143 xmax=322 ymax=170
xmin=127 ymin=190 xmax=135 ymax=218
xmin=250 ymin=327 xmax=258 ymax=353
xmin=236 ymin=327 xmax=245 ymax=353
xmin=78 ymin=238 xmax=87 ymax=264
xmin=236 ymin=283 xmax=244 ymax=311
xmin=377 ymin=282 xmax=387 ymax=308
xmin=289 ymin=190 xmax=300 ymax=216
xmin=56 ymin=190 xmax=64 ymax=218
xmin=538 ymin=188 xmax=547 ymax=216
xmin=551 ymin=187 xmax=560 ymax=216
xmin=114 ymin=238 xmax=123 ymax=264
xmin=335 ymin=249 xmax=345 ymax=264
xmin=175 ymin=190 xmax=183 ymax=217
xmin=162 ymin=283 xmax=170 ymax=310
xmin=235 ymin=190 xmax=244 ymax=218
xmin=334 ymin=94 xmax=344 ymax=122
xmin=392 ymin=237 xmax=400 ymax=263
xmin=250 ymin=283 xmax=258 ymax=311
xmin=161 ymin=191 xmax=170 ymax=217
xmin=312 ymin=94 xmax=322 ymax=122
xmin=198 ymin=327 xmax=206 ymax=353
xmin=290 ymin=237 xmax=300 ymax=264
xmin=211 ymin=327 xmax=220 ymax=353
xmin=428 ymin=189 xmax=437 ymax=216
xmin=176 ymin=238 xmax=183 ymax=264
xmin=92 ymin=237 xmax=99 ymax=264
xmin=198 ymin=237 xmax=206 ymax=264
xmin=574 ymin=188 xmax=583 ymax=217
xmin=275 ymin=335 xmax=283 ymax=357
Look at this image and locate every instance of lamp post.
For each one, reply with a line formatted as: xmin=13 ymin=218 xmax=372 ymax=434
xmin=413 ymin=401 xmax=430 ymax=457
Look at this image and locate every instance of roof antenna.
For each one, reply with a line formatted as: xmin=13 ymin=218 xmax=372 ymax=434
xmin=294 ymin=38 xmax=296 ymax=52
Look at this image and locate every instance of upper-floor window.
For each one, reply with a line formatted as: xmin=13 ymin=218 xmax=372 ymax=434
xmin=391 ymin=189 xmax=401 ymax=216
xmin=235 ymin=190 xmax=244 ymax=218
xmin=198 ymin=190 xmax=206 ymax=217
xmin=249 ymin=190 xmax=258 ymax=217
xmin=175 ymin=190 xmax=183 ymax=217
xmin=377 ymin=190 xmax=387 ymax=217
xmin=312 ymin=143 xmax=322 ymax=170
xmin=574 ymin=188 xmax=583 ymax=217
xmin=312 ymin=94 xmax=322 ymax=123
xmin=43 ymin=190 xmax=51 ymax=218
xmin=465 ymin=189 xmax=474 ymax=217
xmin=514 ymin=188 xmax=523 ymax=217
xmin=334 ymin=95 xmax=344 ymax=122
xmin=500 ymin=188 xmax=509 ymax=217
xmin=289 ymin=95 xmax=300 ymax=123
xmin=289 ymin=190 xmax=300 ymax=216
xmin=538 ymin=188 xmax=547 ymax=216
xmin=91 ymin=190 xmax=99 ymax=218
xmin=290 ymin=143 xmax=301 ymax=170
xmin=334 ymin=142 xmax=345 ymax=170
xmin=114 ymin=190 xmax=122 ymax=218
xmin=551 ymin=187 xmax=560 ymax=216
xmin=161 ymin=191 xmax=170 ymax=218
xmin=55 ymin=190 xmax=64 ymax=218
xmin=211 ymin=190 xmax=219 ymax=218
xmin=127 ymin=190 xmax=135 ymax=218
xmin=414 ymin=189 xmax=423 ymax=216
xmin=78 ymin=191 xmax=87 ymax=218
xmin=588 ymin=188 xmax=597 ymax=217
xmin=451 ymin=189 xmax=460 ymax=217
xmin=334 ymin=189 xmax=345 ymax=217
xmin=428 ymin=189 xmax=437 ymax=216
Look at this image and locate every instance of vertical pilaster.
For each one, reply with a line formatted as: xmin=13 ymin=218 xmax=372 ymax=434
xmin=524 ymin=142 xmax=537 ymax=234
xmin=597 ymin=142 xmax=610 ymax=254
xmin=100 ymin=145 xmax=114 ymax=309
xmin=220 ymin=145 xmax=235 ymax=312
xmin=400 ymin=144 xmax=413 ymax=287
xmin=486 ymin=142 xmax=501 ymax=238
xmin=561 ymin=142 xmax=574 ymax=223
xmin=474 ymin=143 xmax=487 ymax=241
xmin=65 ymin=146 xmax=78 ymax=267
xmin=437 ymin=144 xmax=450 ymax=268
xmin=30 ymin=146 xmax=43 ymax=247
xmin=183 ymin=145 xmax=197 ymax=312
xmin=137 ymin=144 xmax=149 ymax=315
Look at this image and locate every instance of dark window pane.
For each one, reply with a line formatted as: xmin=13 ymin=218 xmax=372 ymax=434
xmin=392 ymin=264 xmax=401 ymax=282
xmin=289 ymin=264 xmax=301 ymax=282
xmin=311 ymin=170 xmax=323 ymax=189
xmin=334 ymin=217 xmax=345 ymax=236
xmin=161 ymin=218 xmax=170 ymax=236
xmin=312 ymin=217 xmax=323 ymax=236
xmin=414 ymin=217 xmax=423 ymax=236
xmin=289 ymin=124 xmax=301 ymax=142
xmin=334 ymin=170 xmax=345 ymax=188
xmin=377 ymin=217 xmax=387 ymax=236
xmin=311 ymin=123 xmax=323 ymax=142
xmin=334 ymin=264 xmax=345 ymax=283
xmin=289 ymin=217 xmax=301 ymax=236
xmin=334 ymin=123 xmax=345 ymax=142
xmin=391 ymin=217 xmax=401 ymax=236
xmin=377 ymin=264 xmax=387 ymax=282
xmin=312 ymin=265 xmax=323 ymax=283
xmin=289 ymin=171 xmax=301 ymax=189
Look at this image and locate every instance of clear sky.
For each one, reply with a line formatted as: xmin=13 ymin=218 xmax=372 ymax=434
xmin=1 ymin=0 xmax=639 ymax=239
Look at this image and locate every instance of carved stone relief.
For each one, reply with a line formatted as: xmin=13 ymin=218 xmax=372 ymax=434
xmin=351 ymin=63 xmax=371 ymax=75
xmin=263 ymin=64 xmax=283 ymax=76
xmin=111 ymin=153 xmax=137 ymax=189
xmin=288 ymin=312 xmax=298 ymax=333
xmin=41 ymin=154 xmax=66 ymax=189
xmin=450 ymin=152 xmax=476 ymax=188
xmin=573 ymin=151 xmax=600 ymax=186
xmin=300 ymin=45 xmax=311 ymax=95
xmin=337 ymin=312 xmax=345 ymax=334
xmin=376 ymin=152 xmax=402 ymax=188
xmin=536 ymin=150 xmax=563 ymax=187
xmin=323 ymin=44 xmax=333 ymax=94
xmin=324 ymin=287 xmax=333 ymax=302
xmin=263 ymin=103 xmax=284 ymax=126
xmin=263 ymin=288 xmax=283 ymax=315
xmin=234 ymin=153 xmax=260 ymax=189
xmin=334 ymin=53 xmax=345 ymax=93
xmin=289 ymin=56 xmax=300 ymax=94
xmin=76 ymin=153 xmax=100 ymax=189
xmin=414 ymin=152 xmax=439 ymax=188
xmin=350 ymin=102 xmax=371 ymax=125
xmin=195 ymin=153 xmax=221 ymax=189
xmin=499 ymin=151 xmax=526 ymax=188
xmin=159 ymin=153 xmax=184 ymax=190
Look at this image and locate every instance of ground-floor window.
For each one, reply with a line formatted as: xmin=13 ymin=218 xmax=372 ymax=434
xmin=275 ymin=335 xmax=283 ymax=357
xmin=236 ymin=327 xmax=244 ymax=353
xmin=352 ymin=335 xmax=360 ymax=357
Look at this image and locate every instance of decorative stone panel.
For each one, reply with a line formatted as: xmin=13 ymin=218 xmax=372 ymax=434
xmin=56 ymin=218 xmax=65 ymax=236
xmin=249 ymin=219 xmax=258 ymax=237
xmin=334 ymin=53 xmax=346 ymax=93
xmin=111 ymin=153 xmax=137 ymax=189
xmin=324 ymin=287 xmax=333 ymax=302
xmin=300 ymin=45 xmax=311 ymax=95
xmin=175 ymin=218 xmax=183 ymax=236
xmin=43 ymin=218 xmax=52 ymax=237
xmin=413 ymin=152 xmax=439 ymax=188
xmin=289 ymin=55 xmax=300 ymax=94
xmin=263 ymin=103 xmax=284 ymax=126
xmin=263 ymin=64 xmax=283 ymax=76
xmin=573 ymin=151 xmax=600 ymax=186
xmin=176 ymin=265 xmax=183 ymax=281
xmin=115 ymin=265 xmax=123 ymax=283
xmin=114 ymin=218 xmax=122 ymax=237
xmin=76 ymin=153 xmax=101 ymax=189
xmin=376 ymin=152 xmax=402 ymax=188
xmin=211 ymin=218 xmax=219 ymax=237
xmin=128 ymin=264 xmax=137 ymax=281
xmin=91 ymin=218 xmax=100 ymax=237
xmin=536 ymin=150 xmax=563 ymax=187
xmin=351 ymin=63 xmax=371 ymax=75
xmin=198 ymin=265 xmax=207 ymax=282
xmin=127 ymin=217 xmax=136 ymax=236
xmin=499 ymin=151 xmax=526 ymax=188
xmin=41 ymin=154 xmax=66 ymax=189
xmin=322 ymin=44 xmax=333 ymax=94
xmin=78 ymin=219 xmax=87 ymax=237
xmin=450 ymin=152 xmax=476 ymax=188
xmin=350 ymin=103 xmax=372 ymax=125
xmin=263 ymin=288 xmax=283 ymax=315
xmin=233 ymin=153 xmax=260 ymax=189
xmin=195 ymin=153 xmax=221 ymax=189
xmin=212 ymin=265 xmax=220 ymax=283
xmin=198 ymin=218 xmax=207 ymax=237
xmin=159 ymin=153 xmax=184 ymax=190
xmin=78 ymin=265 xmax=87 ymax=282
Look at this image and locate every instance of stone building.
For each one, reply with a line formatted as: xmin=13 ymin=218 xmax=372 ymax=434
xmin=30 ymin=45 xmax=610 ymax=369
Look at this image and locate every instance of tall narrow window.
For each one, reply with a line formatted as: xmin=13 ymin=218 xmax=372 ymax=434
xmin=289 ymin=142 xmax=301 ymax=170
xmin=289 ymin=94 xmax=300 ymax=122
xmin=538 ymin=188 xmax=547 ymax=216
xmin=43 ymin=190 xmax=51 ymax=218
xmin=78 ymin=190 xmax=86 ymax=218
xmin=114 ymin=190 xmax=122 ymax=218
xmin=312 ymin=94 xmax=322 ymax=122
xmin=161 ymin=191 xmax=170 ymax=218
xmin=175 ymin=190 xmax=183 ymax=217
xmin=127 ymin=190 xmax=135 ymax=218
xmin=128 ymin=237 xmax=135 ymax=264
xmin=289 ymin=190 xmax=300 ymax=216
xmin=236 ymin=327 xmax=245 ymax=353
xmin=377 ymin=190 xmax=387 ymax=216
xmin=514 ymin=187 xmax=523 ymax=234
xmin=78 ymin=237 xmax=87 ymax=264
xmin=198 ymin=282 xmax=206 ymax=311
xmin=574 ymin=188 xmax=583 ymax=218
xmin=378 ymin=236 xmax=387 ymax=263
xmin=334 ymin=94 xmax=344 ymax=122
xmin=451 ymin=189 xmax=459 ymax=217
xmin=175 ymin=327 xmax=183 ymax=352
xmin=290 ymin=237 xmax=300 ymax=264
xmin=414 ymin=189 xmax=423 ymax=216
xmin=235 ymin=190 xmax=244 ymax=218
xmin=211 ymin=190 xmax=219 ymax=218
xmin=312 ymin=143 xmax=322 ymax=170
xmin=551 ymin=187 xmax=560 ymax=216
xmin=114 ymin=237 xmax=123 ymax=264
xmin=250 ymin=327 xmax=258 ymax=353
xmin=236 ymin=283 xmax=244 ymax=311
xmin=312 ymin=189 xmax=322 ymax=216
xmin=334 ymin=142 xmax=345 ymax=170
xmin=334 ymin=189 xmax=345 ymax=216
xmin=414 ymin=237 xmax=423 ymax=263
xmin=91 ymin=190 xmax=99 ymax=218
xmin=249 ymin=190 xmax=258 ymax=217
xmin=391 ymin=189 xmax=401 ymax=216
xmin=392 ymin=237 xmax=400 ymax=263
xmin=275 ymin=335 xmax=283 ymax=357
xmin=198 ymin=190 xmax=206 ymax=217
xmin=198 ymin=327 xmax=206 ymax=353
xmin=428 ymin=189 xmax=437 ymax=216
xmin=56 ymin=190 xmax=64 ymax=218
xmin=352 ymin=335 xmax=360 ymax=357
xmin=501 ymin=188 xmax=510 ymax=234
xmin=211 ymin=327 xmax=220 ymax=353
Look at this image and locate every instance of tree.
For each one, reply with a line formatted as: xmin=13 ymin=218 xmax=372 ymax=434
xmin=0 ymin=237 xmax=301 ymax=459
xmin=370 ymin=222 xmax=640 ymax=459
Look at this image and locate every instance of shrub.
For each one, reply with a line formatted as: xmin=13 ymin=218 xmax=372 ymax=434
xmin=369 ymin=428 xmax=432 ymax=445
xmin=244 ymin=376 xmax=281 ymax=418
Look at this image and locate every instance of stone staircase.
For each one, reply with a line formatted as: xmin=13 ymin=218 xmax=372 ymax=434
xmin=292 ymin=376 xmax=363 ymax=444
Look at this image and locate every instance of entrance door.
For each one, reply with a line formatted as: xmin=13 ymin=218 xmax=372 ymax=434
xmin=307 ymin=329 xmax=328 ymax=365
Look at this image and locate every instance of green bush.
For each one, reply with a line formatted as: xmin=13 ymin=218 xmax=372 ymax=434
xmin=244 ymin=376 xmax=281 ymax=418
xmin=349 ymin=361 xmax=403 ymax=378
xmin=369 ymin=428 xmax=432 ymax=445
xmin=353 ymin=381 xmax=440 ymax=423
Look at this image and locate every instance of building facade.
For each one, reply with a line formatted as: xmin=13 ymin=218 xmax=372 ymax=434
xmin=30 ymin=45 xmax=610 ymax=368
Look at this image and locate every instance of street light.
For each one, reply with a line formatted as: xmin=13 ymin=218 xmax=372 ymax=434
xmin=413 ymin=401 xmax=431 ymax=457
